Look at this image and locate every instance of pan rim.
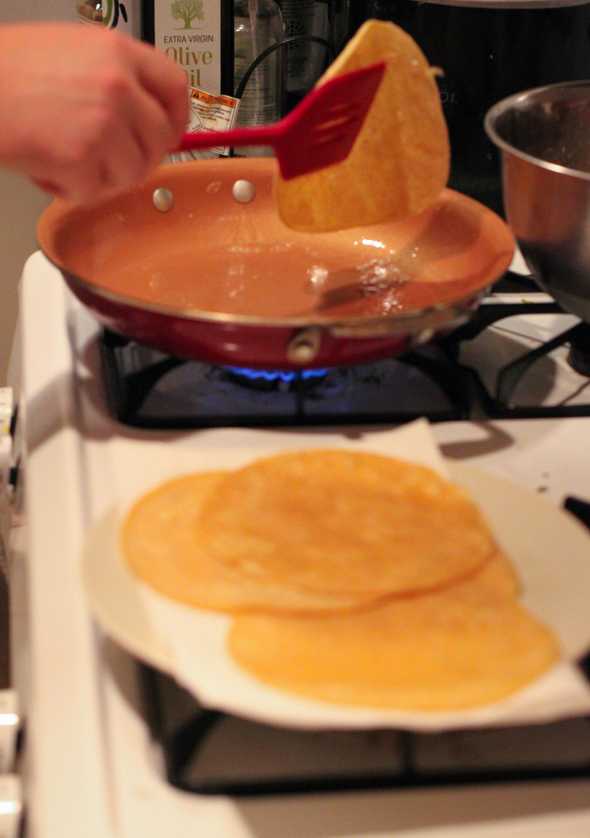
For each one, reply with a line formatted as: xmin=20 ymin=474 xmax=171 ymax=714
xmin=59 ymin=261 xmax=497 ymax=333
xmin=38 ymin=158 xmax=515 ymax=333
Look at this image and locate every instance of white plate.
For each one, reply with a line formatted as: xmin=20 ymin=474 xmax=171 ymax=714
xmin=82 ymin=461 xmax=590 ymax=731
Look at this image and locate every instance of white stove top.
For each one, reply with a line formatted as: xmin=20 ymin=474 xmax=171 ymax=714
xmin=8 ymin=252 xmax=590 ymax=838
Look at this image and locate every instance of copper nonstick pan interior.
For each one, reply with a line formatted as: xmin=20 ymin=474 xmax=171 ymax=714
xmin=37 ymin=158 xmax=515 ymax=369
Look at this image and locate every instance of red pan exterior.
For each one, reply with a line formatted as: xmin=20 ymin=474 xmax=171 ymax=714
xmin=64 ymin=271 xmax=413 ymax=369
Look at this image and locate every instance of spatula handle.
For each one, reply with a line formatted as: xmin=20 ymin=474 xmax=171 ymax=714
xmin=177 ymin=124 xmax=281 ymax=153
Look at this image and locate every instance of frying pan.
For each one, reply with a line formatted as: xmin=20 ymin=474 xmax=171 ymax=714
xmin=37 ymin=158 xmax=514 ymax=369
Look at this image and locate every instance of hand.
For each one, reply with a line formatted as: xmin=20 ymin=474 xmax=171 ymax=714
xmin=0 ymin=23 xmax=188 ymax=204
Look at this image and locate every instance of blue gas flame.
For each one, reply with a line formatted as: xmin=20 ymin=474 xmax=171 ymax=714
xmin=225 ymin=367 xmax=328 ymax=383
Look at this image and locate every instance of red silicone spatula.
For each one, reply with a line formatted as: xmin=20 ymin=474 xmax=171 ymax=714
xmin=176 ymin=61 xmax=386 ymax=180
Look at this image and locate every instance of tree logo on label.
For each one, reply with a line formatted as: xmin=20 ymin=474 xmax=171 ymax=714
xmin=171 ymin=0 xmax=204 ymax=29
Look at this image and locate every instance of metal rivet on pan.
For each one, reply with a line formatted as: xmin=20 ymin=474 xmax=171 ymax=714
xmin=153 ymin=188 xmax=174 ymax=212
xmin=232 ymin=179 xmax=256 ymax=204
xmin=286 ymin=327 xmax=322 ymax=365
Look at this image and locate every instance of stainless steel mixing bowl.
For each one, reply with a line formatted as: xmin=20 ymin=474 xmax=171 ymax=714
xmin=485 ymin=80 xmax=590 ymax=321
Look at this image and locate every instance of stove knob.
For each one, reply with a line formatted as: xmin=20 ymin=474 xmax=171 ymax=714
xmin=0 ymin=775 xmax=22 ymax=838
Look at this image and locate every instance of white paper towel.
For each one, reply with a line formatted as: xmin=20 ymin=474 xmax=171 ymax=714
xmin=113 ymin=419 xmax=590 ymax=731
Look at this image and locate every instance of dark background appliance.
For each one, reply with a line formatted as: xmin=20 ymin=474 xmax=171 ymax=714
xmin=353 ymin=0 xmax=590 ymax=214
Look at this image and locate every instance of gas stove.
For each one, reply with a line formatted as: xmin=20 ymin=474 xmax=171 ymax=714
xmin=98 ymin=288 xmax=590 ymax=429
xmin=5 ymin=251 xmax=590 ymax=838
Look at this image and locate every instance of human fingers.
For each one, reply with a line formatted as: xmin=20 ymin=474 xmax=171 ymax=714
xmin=127 ymin=38 xmax=189 ymax=146
xmin=2 ymin=27 xmax=188 ymax=202
xmin=33 ymin=158 xmax=112 ymax=205
xmin=75 ymin=76 xmax=182 ymax=199
xmin=29 ymin=84 xmax=174 ymax=202
xmin=75 ymin=40 xmax=187 ymax=192
xmin=120 ymin=80 xmax=180 ymax=176
xmin=93 ymin=106 xmax=170 ymax=200
xmin=31 ymin=178 xmax=65 ymax=199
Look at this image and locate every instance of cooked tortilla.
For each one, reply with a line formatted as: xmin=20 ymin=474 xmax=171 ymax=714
xmin=195 ymin=450 xmax=497 ymax=597
xmin=121 ymin=471 xmax=391 ymax=614
xmin=275 ymin=19 xmax=450 ymax=233
xmin=228 ymin=556 xmax=559 ymax=712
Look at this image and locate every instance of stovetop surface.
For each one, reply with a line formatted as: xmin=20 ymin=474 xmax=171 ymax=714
xmin=86 ymin=269 xmax=590 ymax=802
xmin=13 ymin=253 xmax=590 ymax=838
xmin=98 ymin=273 xmax=590 ymax=430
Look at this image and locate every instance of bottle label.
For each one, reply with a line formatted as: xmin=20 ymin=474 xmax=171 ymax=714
xmin=167 ymin=86 xmax=239 ymax=163
xmin=75 ymin=1 xmax=137 ymax=35
xmin=155 ymin=1 xmax=222 ymax=94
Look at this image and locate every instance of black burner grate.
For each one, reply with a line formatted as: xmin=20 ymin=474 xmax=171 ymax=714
xmin=140 ymin=662 xmax=590 ymax=798
xmin=98 ymin=280 xmax=590 ymax=428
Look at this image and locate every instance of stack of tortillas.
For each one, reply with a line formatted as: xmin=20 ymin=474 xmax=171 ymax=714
xmin=122 ymin=449 xmax=560 ymax=713
xmin=275 ymin=19 xmax=451 ymax=233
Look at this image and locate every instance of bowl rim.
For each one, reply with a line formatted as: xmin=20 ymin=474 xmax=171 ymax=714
xmin=484 ymin=79 xmax=590 ymax=183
